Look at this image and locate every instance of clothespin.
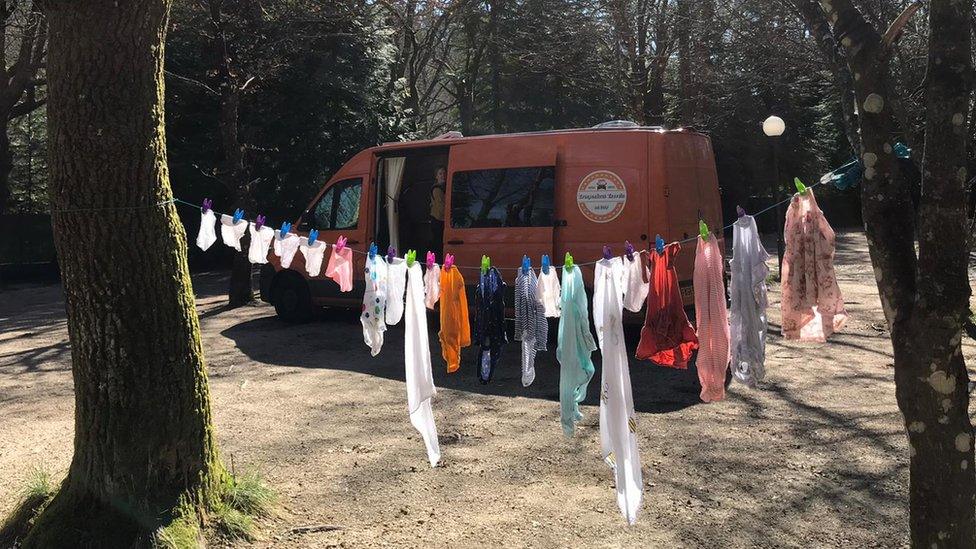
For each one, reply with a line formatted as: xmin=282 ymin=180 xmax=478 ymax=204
xmin=335 ymin=235 xmax=347 ymax=251
xmin=368 ymin=242 xmax=378 ymax=260
xmin=736 ymin=205 xmax=746 ymax=218
xmin=655 ymin=234 xmax=665 ymax=255
xmin=521 ymin=255 xmax=531 ymax=274
xmin=624 ymin=241 xmax=635 ymax=262
xmin=444 ymin=253 xmax=455 ymax=271
xmin=541 ymin=254 xmax=551 ymax=275
xmin=232 ymin=208 xmax=245 ymax=223
xmin=699 ymin=219 xmax=709 ymax=240
xmin=387 ymin=246 xmax=396 ymax=263
xmin=426 ymin=251 xmax=436 ymax=268
xmin=481 ymin=255 xmax=491 ymax=275
xmin=794 ymin=177 xmax=808 ymax=194
xmin=307 ymin=229 xmax=319 ymax=246
xmin=279 ymin=221 xmax=291 ymax=236
xmin=255 ymin=214 xmax=266 ymax=230
xmin=202 ymin=198 xmax=212 ymax=213
xmin=602 ymin=245 xmax=613 ymax=260
xmin=406 ymin=249 xmax=417 ymax=267
xmin=564 ymin=252 xmax=574 ymax=271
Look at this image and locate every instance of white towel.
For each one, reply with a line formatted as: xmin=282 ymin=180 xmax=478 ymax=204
xmin=219 ymin=214 xmax=248 ymax=251
xmin=247 ymin=223 xmax=276 ymax=264
xmin=274 ymin=231 xmax=302 ymax=269
xmin=597 ymin=258 xmax=643 ymax=525
xmin=196 ymin=210 xmax=217 ymax=251
xmin=299 ymin=237 xmax=327 ymax=277
xmin=592 ymin=257 xmax=625 ymax=350
xmin=405 ymin=262 xmax=441 ymax=467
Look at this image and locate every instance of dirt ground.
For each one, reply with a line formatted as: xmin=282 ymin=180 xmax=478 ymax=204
xmin=2 ymin=231 xmax=974 ymax=548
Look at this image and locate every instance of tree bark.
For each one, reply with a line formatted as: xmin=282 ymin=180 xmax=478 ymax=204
xmin=24 ymin=0 xmax=224 ymax=545
xmin=817 ymin=0 xmax=976 ymax=545
xmin=0 ymin=127 xmax=11 ymax=212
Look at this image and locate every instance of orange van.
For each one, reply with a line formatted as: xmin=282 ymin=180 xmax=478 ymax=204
xmin=259 ymin=124 xmax=723 ymax=321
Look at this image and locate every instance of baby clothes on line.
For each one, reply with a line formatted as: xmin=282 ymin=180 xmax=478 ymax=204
xmin=299 ymin=237 xmax=327 ymax=277
xmin=474 ymin=266 xmax=506 ymax=384
xmin=593 ymin=257 xmax=625 ymax=350
xmin=247 ymin=223 xmax=276 ymax=264
xmin=196 ymin=209 xmax=217 ymax=251
xmin=622 ymin=253 xmax=649 ymax=313
xmin=326 ymin=245 xmax=354 ymax=292
xmin=385 ymin=257 xmax=408 ymax=325
xmin=405 ymin=261 xmax=441 ymax=467
xmin=514 ymin=267 xmax=547 ymax=387
xmin=273 ymin=231 xmax=302 ymax=269
xmin=424 ymin=263 xmax=441 ymax=309
xmin=635 ymin=243 xmax=699 ymax=368
xmin=694 ymin=234 xmax=731 ymax=403
xmin=439 ymin=266 xmax=471 ymax=373
xmin=537 ymin=268 xmax=562 ymax=318
xmin=219 ymin=214 xmax=248 ymax=251
xmin=781 ymin=189 xmax=848 ymax=342
xmin=729 ymin=215 xmax=770 ymax=387
xmin=361 ymin=255 xmax=389 ymax=356
xmin=556 ymin=266 xmax=596 ymax=437
xmin=596 ymin=257 xmax=643 ymax=525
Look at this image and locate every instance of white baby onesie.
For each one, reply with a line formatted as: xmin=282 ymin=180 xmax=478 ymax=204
xmin=622 ymin=253 xmax=650 ymax=313
xmin=247 ymin=223 xmax=276 ymax=264
xmin=274 ymin=231 xmax=302 ymax=269
xmin=536 ymin=268 xmax=562 ymax=318
xmin=219 ymin=214 xmax=248 ymax=251
xmin=593 ymin=257 xmax=625 ymax=350
xmin=424 ymin=263 xmax=441 ymax=309
xmin=196 ymin=210 xmax=217 ymax=251
xmin=361 ymin=255 xmax=389 ymax=356
xmin=299 ymin=237 xmax=327 ymax=277
xmin=385 ymin=257 xmax=408 ymax=325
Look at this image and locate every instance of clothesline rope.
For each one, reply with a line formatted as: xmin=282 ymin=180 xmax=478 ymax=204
xmin=173 ymin=180 xmax=824 ymax=271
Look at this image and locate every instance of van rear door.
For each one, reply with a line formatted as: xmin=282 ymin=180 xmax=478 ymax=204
xmin=444 ymin=138 xmax=557 ymax=282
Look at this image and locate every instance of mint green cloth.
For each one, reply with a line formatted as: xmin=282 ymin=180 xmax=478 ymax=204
xmin=556 ymin=266 xmax=596 ymax=437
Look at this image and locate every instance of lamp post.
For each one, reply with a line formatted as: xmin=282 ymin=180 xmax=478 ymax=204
xmin=763 ymin=115 xmax=786 ymax=278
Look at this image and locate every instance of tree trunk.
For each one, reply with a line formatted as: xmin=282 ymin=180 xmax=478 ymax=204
xmin=0 ymin=126 xmax=11 ymax=212
xmin=24 ymin=1 xmax=224 ymax=545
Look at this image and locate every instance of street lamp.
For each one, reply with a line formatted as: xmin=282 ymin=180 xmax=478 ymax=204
xmin=763 ymin=115 xmax=786 ymax=278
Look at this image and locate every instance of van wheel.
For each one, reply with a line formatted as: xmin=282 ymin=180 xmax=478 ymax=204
xmin=272 ymin=272 xmax=313 ymax=323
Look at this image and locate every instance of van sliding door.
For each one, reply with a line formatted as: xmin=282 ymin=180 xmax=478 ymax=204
xmin=445 ymin=139 xmax=557 ymax=283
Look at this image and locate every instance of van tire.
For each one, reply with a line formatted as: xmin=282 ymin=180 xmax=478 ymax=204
xmin=272 ymin=271 xmax=313 ymax=323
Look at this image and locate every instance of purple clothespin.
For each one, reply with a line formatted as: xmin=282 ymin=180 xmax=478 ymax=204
xmin=603 ymin=245 xmax=612 ymax=260
xmin=254 ymin=214 xmax=266 ymax=230
xmin=202 ymin=198 xmax=212 ymax=213
xmin=387 ymin=245 xmax=396 ymax=263
xmin=736 ymin=205 xmax=747 ymax=218
xmin=624 ymin=241 xmax=635 ymax=262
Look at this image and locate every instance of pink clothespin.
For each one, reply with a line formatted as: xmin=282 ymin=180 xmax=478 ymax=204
xmin=254 ymin=214 xmax=266 ymax=229
xmin=444 ymin=253 xmax=455 ymax=271
xmin=426 ymin=251 xmax=436 ymax=269
xmin=335 ymin=236 xmax=347 ymax=251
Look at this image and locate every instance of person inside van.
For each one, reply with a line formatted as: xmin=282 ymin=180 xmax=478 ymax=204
xmin=429 ymin=166 xmax=446 ymax=255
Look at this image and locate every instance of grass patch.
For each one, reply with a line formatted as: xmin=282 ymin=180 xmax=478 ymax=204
xmin=155 ymin=515 xmax=201 ymax=549
xmin=209 ymin=470 xmax=276 ymax=542
xmin=0 ymin=466 xmax=58 ymax=546
xmin=212 ymin=503 xmax=255 ymax=540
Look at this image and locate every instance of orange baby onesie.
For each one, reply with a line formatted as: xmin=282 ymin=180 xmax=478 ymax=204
xmin=439 ymin=266 xmax=471 ymax=373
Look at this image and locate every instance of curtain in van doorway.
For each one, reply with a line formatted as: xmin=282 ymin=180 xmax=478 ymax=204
xmin=385 ymin=157 xmax=406 ymax=250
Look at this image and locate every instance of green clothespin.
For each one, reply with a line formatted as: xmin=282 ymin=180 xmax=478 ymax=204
xmin=794 ymin=177 xmax=808 ymax=194
xmin=564 ymin=252 xmax=574 ymax=271
xmin=405 ymin=249 xmax=416 ymax=267
xmin=699 ymin=219 xmax=709 ymax=240
xmin=481 ymin=255 xmax=490 ymax=275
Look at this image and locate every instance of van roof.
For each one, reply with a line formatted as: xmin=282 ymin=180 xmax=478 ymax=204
xmin=377 ymin=125 xmax=707 ymax=151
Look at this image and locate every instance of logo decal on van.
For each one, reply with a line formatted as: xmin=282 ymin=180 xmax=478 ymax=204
xmin=577 ymin=170 xmax=627 ymax=223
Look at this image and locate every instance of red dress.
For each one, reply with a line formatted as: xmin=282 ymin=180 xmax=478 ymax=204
xmin=635 ymin=243 xmax=699 ymax=368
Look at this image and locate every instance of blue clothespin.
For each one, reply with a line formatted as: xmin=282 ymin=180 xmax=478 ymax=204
xmin=655 ymin=234 xmax=665 ymax=255
xmin=387 ymin=245 xmax=396 ymax=263
xmin=368 ymin=242 xmax=378 ymax=260
xmin=624 ymin=241 xmax=635 ymax=261
xmin=232 ymin=208 xmax=245 ymax=223
xmin=541 ymin=254 xmax=551 ymax=275
xmin=255 ymin=214 xmax=266 ymax=230
xmin=603 ymin=245 xmax=612 ymax=260
xmin=202 ymin=198 xmax=212 ymax=213
xmin=307 ymin=229 xmax=319 ymax=246
xmin=279 ymin=221 xmax=291 ymax=235
xmin=521 ymin=255 xmax=531 ymax=274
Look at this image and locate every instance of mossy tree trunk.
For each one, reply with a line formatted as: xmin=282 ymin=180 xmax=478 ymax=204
xmin=24 ymin=0 xmax=224 ymax=546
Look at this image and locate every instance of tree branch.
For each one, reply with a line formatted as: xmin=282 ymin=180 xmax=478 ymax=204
xmin=165 ymin=69 xmax=219 ymax=96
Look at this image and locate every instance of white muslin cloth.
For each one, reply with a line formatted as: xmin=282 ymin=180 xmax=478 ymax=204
xmin=405 ymin=261 xmax=441 ymax=467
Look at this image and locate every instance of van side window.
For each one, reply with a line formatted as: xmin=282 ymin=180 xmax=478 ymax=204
xmin=450 ymin=166 xmax=555 ymax=229
xmin=305 ymin=177 xmax=362 ymax=231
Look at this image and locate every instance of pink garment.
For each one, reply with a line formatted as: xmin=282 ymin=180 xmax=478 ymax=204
xmin=325 ymin=245 xmax=354 ymax=292
xmin=693 ymin=234 xmax=730 ymax=403
xmin=781 ymin=190 xmax=848 ymax=342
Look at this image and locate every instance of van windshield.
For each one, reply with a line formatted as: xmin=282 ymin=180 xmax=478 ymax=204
xmin=450 ymin=166 xmax=555 ymax=229
xmin=306 ymin=177 xmax=362 ymax=231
